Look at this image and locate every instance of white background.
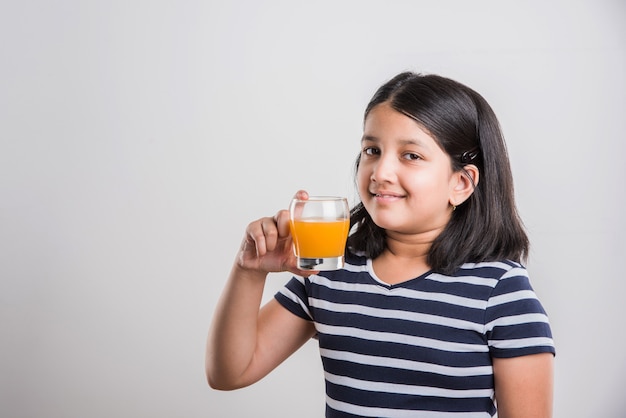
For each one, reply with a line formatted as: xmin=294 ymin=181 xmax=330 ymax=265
xmin=1 ymin=1 xmax=625 ymax=417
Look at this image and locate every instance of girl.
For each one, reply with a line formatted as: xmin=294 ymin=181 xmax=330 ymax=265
xmin=206 ymin=72 xmax=555 ymax=417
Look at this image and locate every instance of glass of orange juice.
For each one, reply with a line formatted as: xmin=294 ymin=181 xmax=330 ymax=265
xmin=289 ymin=196 xmax=350 ymax=271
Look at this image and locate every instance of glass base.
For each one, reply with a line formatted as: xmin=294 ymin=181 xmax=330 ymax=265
xmin=297 ymin=256 xmax=344 ymax=271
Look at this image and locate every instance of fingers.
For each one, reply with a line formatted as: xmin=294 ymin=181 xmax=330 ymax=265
xmin=273 ymin=210 xmax=291 ymax=238
xmin=251 ymin=217 xmax=280 ymax=256
xmin=260 ymin=217 xmax=280 ymax=253
xmin=275 ymin=189 xmax=309 ymax=237
xmin=246 ymin=211 xmax=291 ymax=257
xmin=240 ymin=190 xmax=308 ymax=269
xmin=292 ymin=267 xmax=320 ymax=278
xmin=293 ymin=190 xmax=309 ymax=201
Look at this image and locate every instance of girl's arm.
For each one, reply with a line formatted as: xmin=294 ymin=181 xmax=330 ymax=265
xmin=206 ymin=192 xmax=316 ymax=390
xmin=493 ymin=352 xmax=554 ymax=418
xmin=206 ymin=265 xmax=315 ymax=390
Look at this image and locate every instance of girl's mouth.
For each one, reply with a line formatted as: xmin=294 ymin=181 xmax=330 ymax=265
xmin=371 ymin=191 xmax=404 ymax=202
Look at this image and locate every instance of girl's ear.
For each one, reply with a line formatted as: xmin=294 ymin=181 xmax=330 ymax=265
xmin=449 ymin=164 xmax=479 ymax=207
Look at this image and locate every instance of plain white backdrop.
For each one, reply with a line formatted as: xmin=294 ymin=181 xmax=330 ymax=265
xmin=1 ymin=1 xmax=624 ymax=417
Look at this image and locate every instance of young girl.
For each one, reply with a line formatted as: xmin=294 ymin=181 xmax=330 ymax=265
xmin=206 ymin=72 xmax=555 ymax=417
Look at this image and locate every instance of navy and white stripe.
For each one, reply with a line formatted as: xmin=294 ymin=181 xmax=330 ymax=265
xmin=275 ymin=254 xmax=555 ymax=417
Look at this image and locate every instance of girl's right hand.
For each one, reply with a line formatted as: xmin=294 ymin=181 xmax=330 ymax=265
xmin=236 ymin=190 xmax=313 ymax=276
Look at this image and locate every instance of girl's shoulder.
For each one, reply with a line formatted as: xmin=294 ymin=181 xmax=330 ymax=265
xmin=455 ymin=259 xmax=526 ymax=278
xmin=426 ymin=260 xmax=530 ymax=291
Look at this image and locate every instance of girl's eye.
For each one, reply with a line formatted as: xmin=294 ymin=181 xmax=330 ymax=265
xmin=403 ymin=152 xmax=421 ymax=161
xmin=362 ymin=147 xmax=380 ymax=156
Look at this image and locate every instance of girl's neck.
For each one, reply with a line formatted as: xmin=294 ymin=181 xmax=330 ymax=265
xmin=384 ymin=229 xmax=437 ymax=259
xmin=372 ymin=233 xmax=435 ymax=285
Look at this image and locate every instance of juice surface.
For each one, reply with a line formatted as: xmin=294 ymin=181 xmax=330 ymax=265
xmin=290 ymin=218 xmax=349 ymax=258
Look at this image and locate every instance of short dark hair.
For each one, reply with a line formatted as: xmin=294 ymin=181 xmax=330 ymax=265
xmin=347 ymin=72 xmax=529 ymax=274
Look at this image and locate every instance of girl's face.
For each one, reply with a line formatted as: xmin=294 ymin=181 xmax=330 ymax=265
xmin=357 ymin=102 xmax=457 ymax=238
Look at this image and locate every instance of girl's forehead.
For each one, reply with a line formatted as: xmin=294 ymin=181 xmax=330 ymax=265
xmin=363 ymin=103 xmax=437 ymax=146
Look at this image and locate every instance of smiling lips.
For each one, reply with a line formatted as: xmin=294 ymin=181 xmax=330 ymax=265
xmin=371 ymin=191 xmax=405 ymax=202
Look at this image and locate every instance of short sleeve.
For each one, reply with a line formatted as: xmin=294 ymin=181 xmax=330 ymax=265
xmin=485 ymin=266 xmax=556 ymax=358
xmin=274 ymin=275 xmax=314 ymax=321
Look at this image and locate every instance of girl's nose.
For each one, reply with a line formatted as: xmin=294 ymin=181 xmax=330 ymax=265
xmin=371 ymin=155 xmax=396 ymax=183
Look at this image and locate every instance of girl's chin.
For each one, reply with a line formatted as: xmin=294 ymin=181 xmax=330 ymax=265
xmin=368 ymin=215 xmax=402 ymax=231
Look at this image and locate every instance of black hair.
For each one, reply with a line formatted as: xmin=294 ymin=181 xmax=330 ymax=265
xmin=347 ymin=72 xmax=529 ymax=274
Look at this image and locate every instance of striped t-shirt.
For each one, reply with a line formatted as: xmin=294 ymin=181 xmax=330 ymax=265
xmin=275 ymin=254 xmax=555 ymax=417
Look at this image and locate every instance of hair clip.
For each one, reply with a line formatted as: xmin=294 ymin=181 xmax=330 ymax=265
xmin=460 ymin=148 xmax=480 ymax=164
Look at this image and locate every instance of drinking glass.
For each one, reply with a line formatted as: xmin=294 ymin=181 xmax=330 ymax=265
xmin=288 ymin=196 xmax=350 ymax=271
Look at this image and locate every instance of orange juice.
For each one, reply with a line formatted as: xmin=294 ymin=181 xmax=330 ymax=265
xmin=290 ymin=218 xmax=350 ymax=258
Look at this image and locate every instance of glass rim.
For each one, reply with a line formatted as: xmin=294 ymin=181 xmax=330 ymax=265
xmin=291 ymin=196 xmax=347 ymax=202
